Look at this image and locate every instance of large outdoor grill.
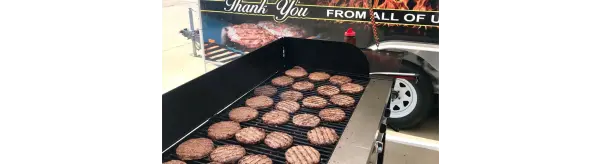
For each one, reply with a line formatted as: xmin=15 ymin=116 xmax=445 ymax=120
xmin=163 ymin=38 xmax=394 ymax=164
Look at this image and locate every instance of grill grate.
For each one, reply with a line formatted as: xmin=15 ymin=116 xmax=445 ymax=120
xmin=163 ymin=69 xmax=370 ymax=164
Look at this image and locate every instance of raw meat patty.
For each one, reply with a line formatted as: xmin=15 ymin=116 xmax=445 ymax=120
xmin=271 ymin=76 xmax=294 ymax=86
xmin=207 ymin=121 xmax=241 ymax=140
xmin=285 ymin=66 xmax=308 ymax=78
xmin=163 ymin=160 xmax=186 ymax=164
xmin=307 ymin=127 xmax=339 ymax=145
xmin=329 ymin=75 xmax=352 ymax=85
xmin=292 ymin=81 xmax=315 ymax=91
xmin=292 ymin=114 xmax=321 ymax=128
xmin=210 ymin=145 xmax=246 ymax=163
xmin=175 ymin=138 xmax=214 ymax=160
xmin=308 ymin=72 xmax=331 ymax=81
xmin=330 ymin=94 xmax=355 ymax=107
xmin=340 ymin=83 xmax=364 ymax=94
xmin=235 ymin=127 xmax=266 ymax=144
xmin=254 ymin=85 xmax=277 ymax=97
xmin=264 ymin=131 xmax=293 ymax=149
xmin=245 ymin=96 xmax=274 ymax=109
xmin=302 ymin=96 xmax=328 ymax=109
xmin=275 ymin=100 xmax=300 ymax=113
xmin=317 ymin=85 xmax=340 ymax=96
xmin=229 ymin=107 xmax=259 ymax=122
xmin=226 ymin=23 xmax=276 ymax=49
xmin=319 ymin=108 xmax=346 ymax=122
xmin=279 ymin=90 xmax=303 ymax=101
xmin=285 ymin=145 xmax=320 ymax=164
xmin=262 ymin=110 xmax=290 ymax=125
xmin=238 ymin=154 xmax=273 ymax=164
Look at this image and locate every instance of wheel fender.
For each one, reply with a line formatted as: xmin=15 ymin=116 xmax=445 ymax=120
xmin=368 ymin=41 xmax=439 ymax=93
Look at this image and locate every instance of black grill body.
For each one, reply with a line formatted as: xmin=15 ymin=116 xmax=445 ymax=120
xmin=163 ymin=38 xmax=371 ymax=163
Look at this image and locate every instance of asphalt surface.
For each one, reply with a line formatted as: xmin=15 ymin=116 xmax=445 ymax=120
xmin=163 ymin=0 xmax=216 ymax=93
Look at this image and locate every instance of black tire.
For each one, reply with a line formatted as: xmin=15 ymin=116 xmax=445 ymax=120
xmin=387 ymin=61 xmax=434 ymax=129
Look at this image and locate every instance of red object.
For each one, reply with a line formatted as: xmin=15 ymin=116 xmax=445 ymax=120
xmin=344 ymin=28 xmax=356 ymax=36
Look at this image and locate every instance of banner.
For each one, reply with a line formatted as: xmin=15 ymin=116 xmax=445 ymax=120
xmin=198 ymin=0 xmax=439 ymax=63
xmin=201 ymin=0 xmax=439 ymax=26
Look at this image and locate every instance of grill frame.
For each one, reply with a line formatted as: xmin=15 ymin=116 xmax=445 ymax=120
xmin=163 ymin=38 xmax=391 ymax=164
xmin=162 ymin=68 xmax=370 ymax=164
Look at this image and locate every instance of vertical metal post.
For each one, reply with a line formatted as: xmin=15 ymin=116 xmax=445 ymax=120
xmin=197 ymin=1 xmax=208 ymax=72
xmin=188 ymin=8 xmax=197 ymax=57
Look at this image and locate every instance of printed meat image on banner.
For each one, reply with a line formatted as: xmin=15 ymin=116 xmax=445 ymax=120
xmin=199 ymin=0 xmax=438 ymax=54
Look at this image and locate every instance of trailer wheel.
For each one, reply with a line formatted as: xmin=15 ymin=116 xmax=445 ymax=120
xmin=387 ymin=61 xmax=434 ymax=129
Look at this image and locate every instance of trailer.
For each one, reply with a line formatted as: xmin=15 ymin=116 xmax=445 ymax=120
xmin=180 ymin=0 xmax=439 ymax=129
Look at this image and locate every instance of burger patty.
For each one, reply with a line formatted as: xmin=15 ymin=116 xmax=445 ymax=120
xmin=340 ymin=83 xmax=364 ymax=94
xmin=329 ymin=75 xmax=352 ymax=85
xmin=292 ymin=81 xmax=314 ymax=91
xmin=210 ymin=145 xmax=246 ymax=163
xmin=307 ymin=127 xmax=339 ymax=145
xmin=229 ymin=107 xmax=259 ymax=122
xmin=302 ymin=96 xmax=328 ymax=109
xmin=317 ymin=85 xmax=340 ymax=96
xmin=245 ymin=96 xmax=274 ymax=109
xmin=238 ymin=154 xmax=273 ymax=164
xmin=175 ymin=138 xmax=214 ymax=160
xmin=285 ymin=145 xmax=321 ymax=164
xmin=254 ymin=85 xmax=277 ymax=97
xmin=285 ymin=66 xmax=308 ymax=78
xmin=318 ymin=108 xmax=346 ymax=122
xmin=262 ymin=110 xmax=290 ymax=125
xmin=292 ymin=114 xmax=321 ymax=127
xmin=207 ymin=121 xmax=241 ymax=140
xmin=275 ymin=100 xmax=300 ymax=113
xmin=271 ymin=76 xmax=294 ymax=86
xmin=235 ymin=127 xmax=266 ymax=144
xmin=279 ymin=90 xmax=303 ymax=101
xmin=163 ymin=160 xmax=186 ymax=164
xmin=330 ymin=94 xmax=355 ymax=107
xmin=308 ymin=72 xmax=331 ymax=81
xmin=264 ymin=131 xmax=293 ymax=149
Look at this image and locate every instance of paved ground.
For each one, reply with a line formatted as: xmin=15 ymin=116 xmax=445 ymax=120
xmin=162 ymin=0 xmax=217 ymax=93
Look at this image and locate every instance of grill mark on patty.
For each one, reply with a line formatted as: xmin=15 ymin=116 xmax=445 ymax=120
xmin=302 ymin=96 xmax=327 ymax=109
xmin=235 ymin=127 xmax=265 ymax=144
xmin=302 ymin=145 xmax=318 ymax=163
xmin=210 ymin=145 xmax=245 ymax=163
xmin=318 ymin=108 xmax=346 ymax=122
xmin=279 ymin=90 xmax=303 ymax=101
xmin=308 ymin=127 xmax=338 ymax=145
xmin=317 ymin=85 xmax=340 ymax=96
xmin=292 ymin=114 xmax=320 ymax=127
xmin=265 ymin=132 xmax=293 ymax=149
xmin=262 ymin=110 xmax=289 ymax=125
xmin=275 ymin=100 xmax=300 ymax=113
xmin=286 ymin=146 xmax=319 ymax=164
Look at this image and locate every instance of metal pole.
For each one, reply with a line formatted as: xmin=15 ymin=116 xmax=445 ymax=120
xmin=197 ymin=0 xmax=208 ymax=72
xmin=188 ymin=8 xmax=197 ymax=57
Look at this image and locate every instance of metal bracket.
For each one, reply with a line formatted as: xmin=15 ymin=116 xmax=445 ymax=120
xmin=375 ymin=141 xmax=384 ymax=153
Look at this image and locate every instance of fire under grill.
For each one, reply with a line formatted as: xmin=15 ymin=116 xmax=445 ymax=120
xmin=162 ymin=69 xmax=370 ymax=164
